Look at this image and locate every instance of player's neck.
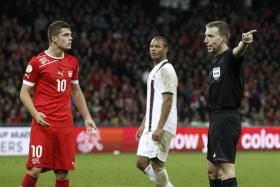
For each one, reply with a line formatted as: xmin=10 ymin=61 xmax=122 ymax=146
xmin=46 ymin=45 xmax=64 ymax=58
xmin=153 ymin=57 xmax=166 ymax=66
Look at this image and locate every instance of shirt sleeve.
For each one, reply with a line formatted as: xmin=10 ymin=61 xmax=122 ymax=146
xmin=23 ymin=58 xmax=39 ymax=87
xmin=160 ymin=65 xmax=177 ymax=94
xmin=71 ymin=58 xmax=79 ymax=84
xmin=229 ymin=50 xmax=244 ymax=66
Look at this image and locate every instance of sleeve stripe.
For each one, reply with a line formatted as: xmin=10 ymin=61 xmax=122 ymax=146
xmin=23 ymin=80 xmax=35 ymax=86
xmin=71 ymin=80 xmax=79 ymax=84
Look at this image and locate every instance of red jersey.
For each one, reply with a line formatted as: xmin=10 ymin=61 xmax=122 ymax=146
xmin=23 ymin=51 xmax=79 ymax=126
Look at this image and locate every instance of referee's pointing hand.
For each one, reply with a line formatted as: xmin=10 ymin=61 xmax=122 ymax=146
xmin=242 ymin=30 xmax=257 ymax=44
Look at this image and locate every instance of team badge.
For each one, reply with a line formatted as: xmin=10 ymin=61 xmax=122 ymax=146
xmin=39 ymin=56 xmax=48 ymax=65
xmin=68 ymin=70 xmax=73 ymax=77
xmin=213 ymin=67 xmax=220 ymax=80
xmin=31 ymin=157 xmax=40 ymax=164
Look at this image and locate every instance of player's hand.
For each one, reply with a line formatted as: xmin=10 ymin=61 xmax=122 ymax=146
xmin=35 ymin=112 xmax=50 ymax=127
xmin=135 ymin=125 xmax=144 ymax=141
xmin=152 ymin=129 xmax=163 ymax=141
xmin=85 ymin=119 xmax=97 ymax=135
xmin=242 ymin=30 xmax=257 ymax=44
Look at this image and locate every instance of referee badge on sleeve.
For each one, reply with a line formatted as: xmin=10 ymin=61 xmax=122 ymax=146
xmin=213 ymin=67 xmax=220 ymax=80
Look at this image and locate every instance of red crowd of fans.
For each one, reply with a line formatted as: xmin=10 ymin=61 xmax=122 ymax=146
xmin=0 ymin=0 xmax=279 ymax=126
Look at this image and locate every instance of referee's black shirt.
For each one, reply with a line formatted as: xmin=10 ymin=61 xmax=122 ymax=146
xmin=208 ymin=50 xmax=244 ymax=112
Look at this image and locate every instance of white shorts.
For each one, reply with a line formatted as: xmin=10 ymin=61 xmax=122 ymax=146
xmin=136 ymin=130 xmax=174 ymax=162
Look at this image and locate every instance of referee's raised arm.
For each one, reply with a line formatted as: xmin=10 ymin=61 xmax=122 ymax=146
xmin=233 ymin=29 xmax=257 ymax=58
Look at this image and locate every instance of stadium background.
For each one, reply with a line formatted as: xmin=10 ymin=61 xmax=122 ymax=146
xmin=0 ymin=0 xmax=280 ymax=186
xmin=1 ymin=0 xmax=279 ymax=127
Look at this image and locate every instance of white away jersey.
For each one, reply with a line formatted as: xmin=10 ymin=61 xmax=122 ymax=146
xmin=144 ymin=59 xmax=178 ymax=135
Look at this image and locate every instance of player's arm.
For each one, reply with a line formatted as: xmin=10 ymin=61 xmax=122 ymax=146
xmin=233 ymin=30 xmax=257 ymax=58
xmin=152 ymin=66 xmax=176 ymax=141
xmin=152 ymin=93 xmax=173 ymax=141
xmin=20 ymin=84 xmax=50 ymax=127
xmin=71 ymin=84 xmax=97 ymax=134
xmin=157 ymin=93 xmax=173 ymax=130
xmin=135 ymin=116 xmax=146 ymax=141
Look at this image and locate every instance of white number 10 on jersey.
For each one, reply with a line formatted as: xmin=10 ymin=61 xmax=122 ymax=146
xmin=57 ymin=79 xmax=67 ymax=92
xmin=31 ymin=145 xmax=42 ymax=158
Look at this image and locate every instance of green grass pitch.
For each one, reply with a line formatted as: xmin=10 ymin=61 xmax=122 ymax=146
xmin=1 ymin=152 xmax=279 ymax=187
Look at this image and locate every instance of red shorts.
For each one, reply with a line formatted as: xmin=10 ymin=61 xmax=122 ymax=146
xmin=26 ymin=124 xmax=75 ymax=171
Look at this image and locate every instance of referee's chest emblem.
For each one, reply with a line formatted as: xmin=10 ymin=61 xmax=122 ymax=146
xmin=213 ymin=67 xmax=220 ymax=80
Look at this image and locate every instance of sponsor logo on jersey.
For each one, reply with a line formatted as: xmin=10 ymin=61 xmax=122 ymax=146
xmin=58 ymin=71 xmax=64 ymax=76
xmin=68 ymin=70 xmax=73 ymax=77
xmin=24 ymin=74 xmax=30 ymax=79
xmin=213 ymin=67 xmax=220 ymax=80
xmin=26 ymin=65 xmax=33 ymax=73
xmin=213 ymin=153 xmax=216 ymax=158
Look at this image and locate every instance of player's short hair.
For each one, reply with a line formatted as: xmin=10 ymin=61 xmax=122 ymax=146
xmin=48 ymin=21 xmax=71 ymax=43
xmin=206 ymin=21 xmax=230 ymax=44
xmin=152 ymin=36 xmax=168 ymax=48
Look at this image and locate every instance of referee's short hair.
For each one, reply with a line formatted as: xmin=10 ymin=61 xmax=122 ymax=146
xmin=206 ymin=21 xmax=230 ymax=44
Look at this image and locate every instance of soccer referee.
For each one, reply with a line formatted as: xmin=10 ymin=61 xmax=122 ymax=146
xmin=204 ymin=21 xmax=257 ymax=187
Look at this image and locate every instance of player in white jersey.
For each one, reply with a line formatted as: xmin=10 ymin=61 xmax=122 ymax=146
xmin=136 ymin=36 xmax=178 ymax=187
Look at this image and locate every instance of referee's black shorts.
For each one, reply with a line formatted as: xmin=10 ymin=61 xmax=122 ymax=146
xmin=207 ymin=110 xmax=242 ymax=163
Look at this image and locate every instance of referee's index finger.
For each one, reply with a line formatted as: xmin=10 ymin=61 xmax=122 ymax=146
xmin=247 ymin=30 xmax=257 ymax=34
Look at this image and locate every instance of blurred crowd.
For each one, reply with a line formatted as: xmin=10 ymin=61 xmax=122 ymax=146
xmin=0 ymin=0 xmax=279 ymax=126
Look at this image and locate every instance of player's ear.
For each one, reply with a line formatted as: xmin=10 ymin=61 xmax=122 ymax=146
xmin=165 ymin=47 xmax=168 ymax=54
xmin=51 ymin=35 xmax=57 ymax=43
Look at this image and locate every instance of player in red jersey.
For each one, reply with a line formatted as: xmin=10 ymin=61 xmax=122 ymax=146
xmin=20 ymin=20 xmax=97 ymax=187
